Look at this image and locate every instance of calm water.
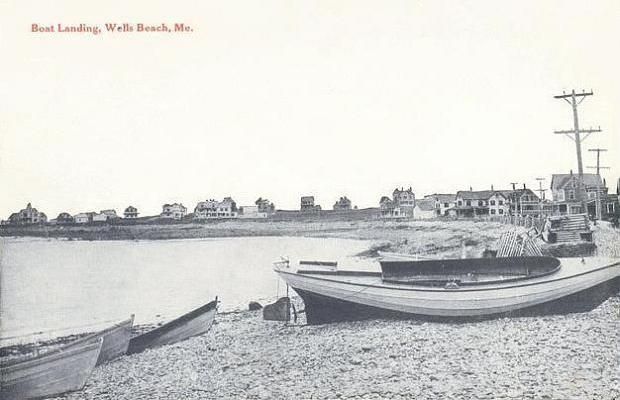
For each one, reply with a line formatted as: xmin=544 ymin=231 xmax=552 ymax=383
xmin=0 ymin=236 xmax=374 ymax=345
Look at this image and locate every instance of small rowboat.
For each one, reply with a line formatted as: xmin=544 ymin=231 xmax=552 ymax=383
xmin=275 ymin=257 xmax=620 ymax=324
xmin=1 ymin=338 xmax=102 ymax=400
xmin=127 ymin=298 xmax=218 ymax=355
xmin=64 ymin=315 xmax=134 ymax=365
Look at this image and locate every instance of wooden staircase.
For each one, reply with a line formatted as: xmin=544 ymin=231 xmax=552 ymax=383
xmin=550 ymin=214 xmax=591 ymax=243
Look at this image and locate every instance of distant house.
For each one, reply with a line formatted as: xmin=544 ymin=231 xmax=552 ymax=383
xmin=379 ymin=187 xmax=416 ymax=218
xmin=56 ymin=212 xmax=74 ymax=224
xmin=454 ymin=190 xmax=494 ymax=218
xmin=161 ymin=203 xmax=187 ymax=220
xmin=498 ymin=187 xmax=540 ymax=216
xmin=300 ymin=196 xmax=321 ymax=212
xmin=487 ymin=192 xmax=509 ymax=216
xmin=393 ymin=187 xmax=415 ymax=207
xmin=194 ymin=197 xmax=238 ymax=219
xmin=102 ymin=209 xmax=118 ymax=219
xmin=255 ymin=198 xmax=275 ymax=214
xmin=379 ymin=196 xmax=404 ymax=218
xmin=239 ymin=205 xmax=268 ymax=219
xmin=424 ymin=194 xmax=455 ymax=216
xmin=124 ymin=206 xmax=139 ymax=219
xmin=74 ymin=212 xmax=94 ymax=224
xmin=333 ymin=196 xmax=352 ymax=211
xmin=393 ymin=187 xmax=415 ymax=217
xmin=551 ymin=172 xmax=610 ymax=217
xmin=413 ymin=199 xmax=436 ymax=219
xmin=91 ymin=209 xmax=118 ymax=223
xmin=5 ymin=203 xmax=47 ymax=225
xmin=92 ymin=213 xmax=108 ymax=223
xmin=453 ymin=186 xmax=542 ymax=218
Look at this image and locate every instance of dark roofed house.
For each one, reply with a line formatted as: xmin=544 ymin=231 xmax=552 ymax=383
xmin=5 ymin=203 xmax=47 ymax=225
xmin=300 ymin=196 xmax=321 ymax=212
xmin=255 ymin=198 xmax=275 ymax=214
xmin=56 ymin=212 xmax=74 ymax=224
xmin=333 ymin=196 xmax=352 ymax=211
xmin=124 ymin=206 xmax=139 ymax=219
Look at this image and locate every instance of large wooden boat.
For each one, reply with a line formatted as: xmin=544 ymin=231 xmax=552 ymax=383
xmin=0 ymin=338 xmax=102 ymax=400
xmin=64 ymin=315 xmax=134 ymax=365
xmin=127 ymin=298 xmax=218 ymax=355
xmin=275 ymin=257 xmax=620 ymax=324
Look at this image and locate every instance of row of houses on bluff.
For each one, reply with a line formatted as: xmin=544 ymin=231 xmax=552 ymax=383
xmin=1 ymin=204 xmax=140 ymax=226
xmin=157 ymin=197 xmax=277 ymax=221
xmin=3 ymin=174 xmax=618 ymax=225
xmin=379 ymin=172 xmax=619 ymax=220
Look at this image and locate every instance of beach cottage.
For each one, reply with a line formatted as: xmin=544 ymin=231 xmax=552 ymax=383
xmin=160 ymin=203 xmax=187 ymax=220
xmin=413 ymin=199 xmax=436 ymax=219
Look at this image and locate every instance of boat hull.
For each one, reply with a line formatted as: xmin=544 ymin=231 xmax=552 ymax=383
xmin=127 ymin=299 xmax=217 ymax=355
xmin=64 ymin=316 xmax=134 ymax=365
xmin=277 ymin=258 xmax=620 ymax=324
xmin=1 ymin=339 xmax=102 ymax=400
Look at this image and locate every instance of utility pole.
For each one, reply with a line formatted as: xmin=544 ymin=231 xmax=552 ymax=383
xmin=553 ymin=89 xmax=601 ymax=215
xmin=587 ymin=148 xmax=609 ymax=175
xmin=509 ymin=182 xmax=519 ymax=215
xmin=587 ymin=148 xmax=609 ymax=220
xmin=535 ymin=178 xmax=547 ymax=200
xmin=535 ymin=178 xmax=547 ymax=216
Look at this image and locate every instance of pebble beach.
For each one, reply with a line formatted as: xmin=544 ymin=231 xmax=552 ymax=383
xmin=55 ymin=294 xmax=619 ymax=400
xmin=3 ymin=221 xmax=618 ymax=399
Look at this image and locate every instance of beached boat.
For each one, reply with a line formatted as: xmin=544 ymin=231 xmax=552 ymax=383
xmin=275 ymin=256 xmax=620 ymax=324
xmin=1 ymin=338 xmax=102 ymax=400
xmin=127 ymin=298 xmax=218 ymax=355
xmin=64 ymin=315 xmax=134 ymax=365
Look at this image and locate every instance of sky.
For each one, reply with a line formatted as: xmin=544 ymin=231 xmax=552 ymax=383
xmin=1 ymin=1 xmax=619 ymax=218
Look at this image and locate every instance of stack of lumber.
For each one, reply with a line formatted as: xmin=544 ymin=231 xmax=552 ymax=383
xmin=496 ymin=230 xmax=543 ymax=257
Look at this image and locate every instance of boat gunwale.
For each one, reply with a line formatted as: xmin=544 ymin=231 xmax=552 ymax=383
xmin=277 ymin=260 xmax=620 ymax=293
xmin=63 ymin=315 xmax=135 ymax=349
xmin=1 ymin=337 xmax=103 ymax=374
xmin=128 ymin=298 xmax=217 ymax=349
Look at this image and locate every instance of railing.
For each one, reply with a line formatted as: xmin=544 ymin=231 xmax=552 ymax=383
xmin=487 ymin=215 xmax=546 ymax=232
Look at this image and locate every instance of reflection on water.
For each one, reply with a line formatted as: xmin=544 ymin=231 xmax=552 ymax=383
xmin=0 ymin=236 xmax=373 ymax=344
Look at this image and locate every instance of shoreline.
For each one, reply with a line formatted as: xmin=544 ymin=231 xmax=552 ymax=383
xmin=3 ymin=218 xmax=617 ymax=260
xmin=4 ymin=295 xmax=617 ymax=400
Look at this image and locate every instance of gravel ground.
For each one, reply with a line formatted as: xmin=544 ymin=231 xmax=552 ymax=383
xmin=56 ymin=295 xmax=619 ymax=400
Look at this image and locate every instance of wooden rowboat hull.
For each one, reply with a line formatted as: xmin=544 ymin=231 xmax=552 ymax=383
xmin=276 ymin=257 xmax=620 ymax=324
xmin=64 ymin=315 xmax=134 ymax=365
xmin=1 ymin=338 xmax=102 ymax=400
xmin=127 ymin=299 xmax=217 ymax=355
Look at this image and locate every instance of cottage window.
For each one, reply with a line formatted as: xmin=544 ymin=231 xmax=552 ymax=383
xmin=478 ymin=201 xmax=483 ymax=206
xmin=498 ymin=200 xmax=504 ymax=205
xmin=490 ymin=209 xmax=496 ymax=215
xmin=466 ymin=200 xmax=471 ymax=206
xmin=567 ymin=190 xmax=575 ymax=200
xmin=458 ymin=200 xmax=462 ymax=206
xmin=490 ymin=200 xmax=496 ymax=206
xmin=499 ymin=209 xmax=504 ymax=215
xmin=444 ymin=203 xmax=449 ymax=207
